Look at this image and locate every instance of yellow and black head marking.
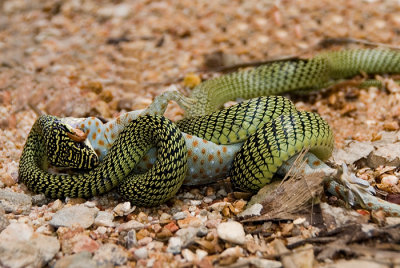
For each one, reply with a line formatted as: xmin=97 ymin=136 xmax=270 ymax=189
xmin=19 ymin=114 xmax=187 ymax=207
xmin=39 ymin=115 xmax=99 ymax=169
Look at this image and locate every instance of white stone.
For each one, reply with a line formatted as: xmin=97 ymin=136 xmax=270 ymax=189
xmin=49 ymin=205 xmax=98 ymax=229
xmin=293 ymin=217 xmax=306 ymax=225
xmin=134 ymin=247 xmax=148 ymax=260
xmin=167 ymin=237 xmax=182 ymax=254
xmin=97 ymin=226 xmax=107 ymax=235
xmin=220 ymin=246 xmax=244 ymax=258
xmin=190 ymin=200 xmax=202 ymax=206
xmin=95 ymin=211 xmax=115 ymax=227
xmin=209 ymin=202 xmax=228 ymax=212
xmin=196 ymin=249 xmax=208 ymax=260
xmin=113 ymin=202 xmax=135 ymax=216
xmin=172 ymin=211 xmax=187 ymax=220
xmin=182 ymin=249 xmax=196 ymax=262
xmin=0 ymin=222 xmax=33 ymax=242
xmin=381 ymin=175 xmax=399 ymax=186
xmin=238 ymin=203 xmax=262 ymax=217
xmin=217 ymin=221 xmax=246 ymax=245
xmin=386 ymin=217 xmax=400 ymax=225
xmin=116 ymin=220 xmax=144 ymax=232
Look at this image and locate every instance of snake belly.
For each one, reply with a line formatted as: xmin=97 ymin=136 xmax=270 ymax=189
xmin=19 ymin=96 xmax=333 ymax=206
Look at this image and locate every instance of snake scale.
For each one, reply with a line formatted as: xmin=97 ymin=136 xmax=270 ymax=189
xmin=19 ymin=49 xmax=400 ymax=206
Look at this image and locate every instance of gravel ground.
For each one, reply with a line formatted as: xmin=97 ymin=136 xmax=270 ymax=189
xmin=1 ymin=0 xmax=400 ymax=267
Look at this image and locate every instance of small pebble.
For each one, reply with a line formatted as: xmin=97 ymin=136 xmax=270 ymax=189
xmin=293 ymin=217 xmax=306 ymax=225
xmin=113 ymin=202 xmax=135 ymax=217
xmin=190 ymin=200 xmax=202 ymax=206
xmin=92 ymin=243 xmax=128 ymax=266
xmin=0 ymin=189 xmax=32 ymax=214
xmin=84 ymin=201 xmax=97 ymax=208
xmin=97 ymin=226 xmax=107 ymax=234
xmin=197 ymin=226 xmax=209 ymax=237
xmin=173 ymin=211 xmax=187 ymax=220
xmin=176 ymin=227 xmax=199 ymax=247
xmin=138 ymin=237 xmax=152 ymax=246
xmin=160 ymin=213 xmax=171 ymax=221
xmin=182 ymin=248 xmax=196 ymax=262
xmin=134 ymin=247 xmax=148 ymax=260
xmin=0 ymin=222 xmax=33 ymax=242
xmin=94 ymin=211 xmax=115 ymax=227
xmin=125 ymin=230 xmax=137 ymax=249
xmin=54 ymin=252 xmax=96 ymax=268
xmin=167 ymin=237 xmax=182 ymax=254
xmin=203 ymin=197 xmax=213 ymax=203
xmin=116 ymin=220 xmax=144 ymax=232
xmin=196 ymin=249 xmax=208 ymax=260
xmin=381 ymin=175 xmax=399 ymax=186
xmin=217 ymin=221 xmax=246 ymax=245
xmin=209 ymin=202 xmax=228 ymax=212
xmin=49 ymin=205 xmax=99 ymax=229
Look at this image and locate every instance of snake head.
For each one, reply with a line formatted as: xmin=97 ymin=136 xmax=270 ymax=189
xmin=38 ymin=115 xmax=99 ymax=169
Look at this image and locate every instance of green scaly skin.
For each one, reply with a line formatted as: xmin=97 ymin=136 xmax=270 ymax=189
xmin=18 ymin=49 xmax=400 ymax=205
xmin=230 ymin=111 xmax=333 ymax=192
xmin=19 ymin=115 xmax=188 ymax=207
xmin=19 ymin=97 xmax=333 ymax=204
xmin=186 ymin=49 xmax=400 ymax=116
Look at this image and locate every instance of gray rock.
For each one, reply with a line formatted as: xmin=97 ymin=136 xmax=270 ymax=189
xmin=54 ymin=252 xmax=97 ymax=268
xmin=0 ymin=223 xmax=33 ymax=241
xmin=176 ymin=227 xmax=199 ymax=247
xmin=0 ymin=189 xmax=32 ymax=214
xmin=367 ymin=142 xmax=400 ymax=168
xmin=31 ymin=194 xmax=49 ymax=206
xmin=93 ymin=243 xmax=128 ymax=267
xmin=0 ymin=207 xmax=9 ymax=232
xmin=50 ymin=205 xmax=99 ymax=229
xmin=116 ymin=220 xmax=144 ymax=232
xmin=94 ymin=211 xmax=114 ymax=227
xmin=0 ymin=240 xmax=43 ymax=268
xmin=234 ymin=257 xmax=282 ymax=268
xmin=31 ymin=234 xmax=60 ymax=262
xmin=217 ymin=221 xmax=246 ymax=245
xmin=125 ymin=230 xmax=137 ymax=249
xmin=332 ymin=141 xmax=374 ymax=166
xmin=167 ymin=237 xmax=182 ymax=254
xmin=113 ymin=202 xmax=135 ymax=216
xmin=172 ymin=211 xmax=187 ymax=220
xmin=196 ymin=226 xmax=208 ymax=237
xmin=320 ymin=203 xmax=369 ymax=229
xmin=0 ymin=223 xmax=59 ymax=266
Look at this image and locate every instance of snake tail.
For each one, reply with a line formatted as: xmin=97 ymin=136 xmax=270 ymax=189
xmin=229 ymin=111 xmax=334 ymax=192
xmin=187 ymin=49 xmax=400 ymax=116
xmin=19 ymin=115 xmax=187 ymax=207
xmin=318 ymin=49 xmax=400 ymax=79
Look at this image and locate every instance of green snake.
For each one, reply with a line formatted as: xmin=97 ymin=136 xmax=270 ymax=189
xmin=18 ymin=49 xmax=400 ymax=206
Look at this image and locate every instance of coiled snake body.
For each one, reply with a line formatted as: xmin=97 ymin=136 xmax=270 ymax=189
xmin=19 ymin=49 xmax=400 ymax=206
